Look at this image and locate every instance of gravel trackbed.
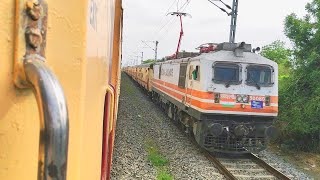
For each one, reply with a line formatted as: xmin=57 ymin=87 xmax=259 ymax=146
xmin=111 ymin=73 xmax=224 ymax=180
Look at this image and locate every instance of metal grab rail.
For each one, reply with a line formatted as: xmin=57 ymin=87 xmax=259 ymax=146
xmin=24 ymin=57 xmax=69 ymax=180
xmin=101 ymin=85 xmax=115 ymax=180
xmin=14 ymin=1 xmax=69 ymax=179
xmin=106 ymin=86 xmax=115 ymax=132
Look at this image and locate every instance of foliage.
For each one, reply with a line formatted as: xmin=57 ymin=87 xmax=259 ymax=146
xmin=145 ymin=138 xmax=173 ymax=179
xmin=260 ymin=40 xmax=292 ymax=65
xmin=147 ymin=146 xmax=169 ymax=167
xmin=260 ymin=40 xmax=292 ymax=80
xmin=143 ymin=59 xmax=156 ymax=64
xmin=157 ymin=170 xmax=174 ymax=180
xmin=271 ymin=0 xmax=320 ymax=151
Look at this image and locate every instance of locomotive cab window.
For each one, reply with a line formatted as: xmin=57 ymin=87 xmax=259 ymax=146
xmin=246 ymin=65 xmax=273 ymax=87
xmin=189 ymin=65 xmax=200 ymax=81
xmin=193 ymin=66 xmax=200 ymax=81
xmin=213 ymin=63 xmax=240 ymax=86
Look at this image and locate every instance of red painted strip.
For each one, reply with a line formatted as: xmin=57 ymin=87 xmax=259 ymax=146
xmin=153 ymin=82 xmax=278 ymax=114
xmin=101 ymin=85 xmax=116 ymax=180
xmin=101 ymin=93 xmax=110 ymax=180
xmin=153 ymin=79 xmax=278 ymax=103
xmin=153 ymin=83 xmax=184 ymax=100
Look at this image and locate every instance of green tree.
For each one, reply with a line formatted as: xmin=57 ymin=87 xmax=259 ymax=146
xmin=278 ymin=0 xmax=320 ymax=151
xmin=260 ymin=40 xmax=292 ymax=80
xmin=142 ymin=59 xmax=156 ymax=64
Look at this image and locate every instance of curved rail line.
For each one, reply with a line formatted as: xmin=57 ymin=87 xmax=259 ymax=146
xmin=202 ymin=149 xmax=292 ymax=180
xmin=185 ymin=132 xmax=291 ymax=180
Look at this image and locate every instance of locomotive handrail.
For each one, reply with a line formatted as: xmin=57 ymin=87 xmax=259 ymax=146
xmin=101 ymin=85 xmax=115 ymax=180
xmin=24 ymin=57 xmax=69 ymax=180
xmin=106 ymin=85 xmax=115 ymax=132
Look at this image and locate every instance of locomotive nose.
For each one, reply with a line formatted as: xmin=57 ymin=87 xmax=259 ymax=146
xmin=265 ymin=126 xmax=279 ymax=139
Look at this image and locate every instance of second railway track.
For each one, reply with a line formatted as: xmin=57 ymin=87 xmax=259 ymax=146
xmin=202 ymin=149 xmax=293 ymax=180
xmin=181 ymin=124 xmax=293 ymax=180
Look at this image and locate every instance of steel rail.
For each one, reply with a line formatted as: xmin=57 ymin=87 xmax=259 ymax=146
xmin=248 ymin=153 xmax=291 ymax=180
xmin=24 ymin=58 xmax=69 ymax=180
xmin=186 ymin=134 xmax=236 ymax=180
xmin=201 ymin=150 xmax=237 ymax=180
xmin=187 ymin=132 xmax=290 ymax=180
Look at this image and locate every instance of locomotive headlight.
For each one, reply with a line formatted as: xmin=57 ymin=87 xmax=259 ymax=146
xmin=265 ymin=96 xmax=270 ymax=106
xmin=236 ymin=95 xmax=242 ymax=102
xmin=236 ymin=94 xmax=249 ymax=103
xmin=244 ymin=95 xmax=249 ymax=103
xmin=214 ymin=93 xmax=220 ymax=103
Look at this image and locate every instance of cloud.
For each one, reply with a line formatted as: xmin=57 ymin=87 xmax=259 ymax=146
xmin=122 ymin=0 xmax=310 ymax=66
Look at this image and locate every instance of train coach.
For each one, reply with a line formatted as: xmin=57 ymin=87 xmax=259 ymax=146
xmin=0 ymin=0 xmax=122 ymax=179
xmin=125 ymin=42 xmax=278 ymax=153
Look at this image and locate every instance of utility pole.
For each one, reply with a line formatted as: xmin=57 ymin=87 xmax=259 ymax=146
xmin=229 ymin=0 xmax=239 ymax=43
xmin=141 ymin=52 xmax=144 ymax=63
xmin=155 ymin=41 xmax=158 ymax=61
xmin=142 ymin=40 xmax=159 ymax=61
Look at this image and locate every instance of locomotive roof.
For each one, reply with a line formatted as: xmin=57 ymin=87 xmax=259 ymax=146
xmin=129 ymin=63 xmax=153 ymax=68
xmin=154 ymin=50 xmax=277 ymax=67
xmin=200 ymin=50 xmax=277 ymax=66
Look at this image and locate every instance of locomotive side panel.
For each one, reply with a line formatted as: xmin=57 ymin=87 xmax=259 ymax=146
xmin=136 ymin=66 xmax=149 ymax=89
xmin=153 ymin=62 xmax=185 ymax=102
xmin=140 ymin=66 xmax=150 ymax=90
xmin=147 ymin=66 xmax=154 ymax=92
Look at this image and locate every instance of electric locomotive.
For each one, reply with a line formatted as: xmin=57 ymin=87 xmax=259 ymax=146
xmin=125 ymin=42 xmax=278 ymax=153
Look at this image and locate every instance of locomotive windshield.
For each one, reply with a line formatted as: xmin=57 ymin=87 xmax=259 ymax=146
xmin=213 ymin=63 xmax=240 ymax=85
xmin=246 ymin=65 xmax=272 ymax=87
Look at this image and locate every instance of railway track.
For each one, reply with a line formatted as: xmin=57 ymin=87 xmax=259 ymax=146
xmin=202 ymin=149 xmax=292 ymax=180
xmin=183 ymin=130 xmax=291 ymax=180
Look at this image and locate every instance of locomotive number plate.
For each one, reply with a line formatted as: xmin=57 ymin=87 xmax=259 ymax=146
xmin=251 ymin=100 xmax=263 ymax=109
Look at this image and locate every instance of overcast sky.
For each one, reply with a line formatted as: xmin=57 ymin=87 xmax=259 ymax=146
xmin=122 ymin=0 xmax=310 ymax=66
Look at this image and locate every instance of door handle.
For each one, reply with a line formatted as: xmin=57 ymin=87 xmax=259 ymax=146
xmin=101 ymin=85 xmax=115 ymax=180
xmin=14 ymin=1 xmax=69 ymax=179
xmin=106 ymin=85 xmax=115 ymax=132
xmin=24 ymin=57 xmax=69 ymax=180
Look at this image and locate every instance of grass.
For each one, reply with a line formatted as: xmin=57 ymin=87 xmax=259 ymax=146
xmin=268 ymin=144 xmax=320 ymax=179
xmin=122 ymin=72 xmax=173 ymax=179
xmin=147 ymin=145 xmax=169 ymax=167
xmin=145 ymin=138 xmax=174 ymax=180
xmin=121 ymin=74 xmax=135 ymax=96
xmin=157 ymin=170 xmax=174 ymax=180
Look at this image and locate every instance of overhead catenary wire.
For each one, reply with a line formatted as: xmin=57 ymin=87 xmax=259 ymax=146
xmin=165 ymin=0 xmax=179 ymax=15
xmin=151 ymin=0 xmax=179 ymax=38
xmin=153 ymin=0 xmax=191 ymax=39
xmin=142 ymin=41 xmax=155 ymax=51
xmin=156 ymin=18 xmax=177 ymax=41
xmin=207 ymin=0 xmax=230 ymax=16
xmin=127 ymin=0 xmax=192 ymax=63
xmin=219 ymin=0 xmax=232 ymax=10
xmin=157 ymin=0 xmax=191 ymax=40
xmin=178 ymin=0 xmax=191 ymax=12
